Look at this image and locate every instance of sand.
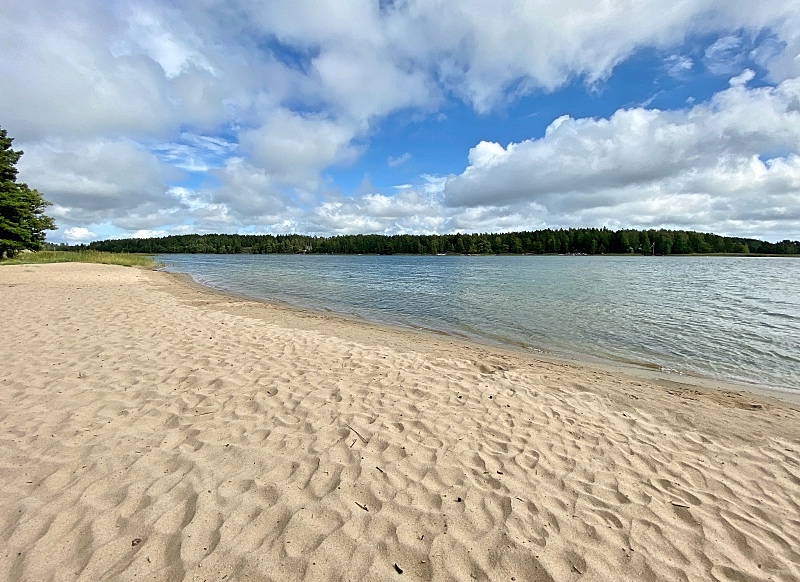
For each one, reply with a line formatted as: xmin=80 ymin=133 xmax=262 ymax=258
xmin=1 ymin=262 xmax=798 ymax=582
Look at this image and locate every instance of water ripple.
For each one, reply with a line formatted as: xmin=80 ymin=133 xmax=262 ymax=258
xmin=159 ymin=254 xmax=800 ymax=393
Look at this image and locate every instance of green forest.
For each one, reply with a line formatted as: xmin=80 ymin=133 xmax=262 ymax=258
xmin=57 ymin=228 xmax=799 ymax=256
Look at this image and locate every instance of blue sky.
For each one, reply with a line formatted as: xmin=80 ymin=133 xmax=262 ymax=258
xmin=2 ymin=1 xmax=799 ymax=243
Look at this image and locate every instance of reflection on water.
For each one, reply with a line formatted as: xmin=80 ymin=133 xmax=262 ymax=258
xmin=158 ymin=254 xmax=800 ymax=392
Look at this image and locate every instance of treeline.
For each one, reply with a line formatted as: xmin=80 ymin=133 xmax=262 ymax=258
xmin=59 ymin=228 xmax=799 ymax=256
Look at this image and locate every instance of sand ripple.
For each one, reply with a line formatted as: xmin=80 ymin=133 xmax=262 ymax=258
xmin=1 ymin=263 xmax=799 ymax=581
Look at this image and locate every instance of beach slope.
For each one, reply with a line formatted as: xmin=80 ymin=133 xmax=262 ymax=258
xmin=1 ymin=263 xmax=798 ymax=581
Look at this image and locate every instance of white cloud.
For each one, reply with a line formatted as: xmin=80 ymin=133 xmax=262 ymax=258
xmin=238 ymin=109 xmax=362 ymax=189
xmin=210 ymin=158 xmax=301 ymax=222
xmin=442 ymin=75 xmax=800 ymax=240
xmin=306 ymin=189 xmax=447 ymax=235
xmin=665 ymin=55 xmax=693 ymax=77
xmin=704 ymin=35 xmax=746 ymax=75
xmin=2 ymin=1 xmax=800 ymax=242
xmin=120 ymin=5 xmax=215 ymax=79
xmin=310 ymin=46 xmax=437 ymax=120
xmin=729 ymin=69 xmax=756 ymax=86
xmin=62 ymin=227 xmax=97 ymax=241
xmin=381 ymin=0 xmax=800 ymax=111
xmin=0 ymin=2 xmax=175 ymax=141
xmin=17 ymin=138 xmax=174 ymax=216
xmin=387 ymin=153 xmax=412 ymax=167
xmin=132 ymin=229 xmax=168 ymax=239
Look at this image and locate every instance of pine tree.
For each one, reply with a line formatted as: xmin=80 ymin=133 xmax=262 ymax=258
xmin=0 ymin=127 xmax=56 ymax=258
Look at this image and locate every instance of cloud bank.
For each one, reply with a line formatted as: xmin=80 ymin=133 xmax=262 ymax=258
xmin=443 ymin=74 xmax=800 ymax=237
xmin=2 ymin=0 xmax=799 ymax=242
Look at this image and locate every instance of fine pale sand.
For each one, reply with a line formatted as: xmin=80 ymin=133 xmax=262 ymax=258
xmin=1 ymin=263 xmax=799 ymax=582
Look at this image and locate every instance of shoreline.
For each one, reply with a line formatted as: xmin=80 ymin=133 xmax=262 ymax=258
xmin=160 ymin=266 xmax=800 ymax=406
xmin=2 ymin=262 xmax=799 ymax=581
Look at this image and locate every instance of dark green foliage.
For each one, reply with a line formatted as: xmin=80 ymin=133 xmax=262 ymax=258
xmin=0 ymin=127 xmax=56 ymax=258
xmin=66 ymin=226 xmax=799 ymax=256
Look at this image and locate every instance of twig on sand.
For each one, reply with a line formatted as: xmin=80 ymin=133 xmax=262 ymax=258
xmin=670 ymin=501 xmax=691 ymax=508
xmin=345 ymin=423 xmax=369 ymax=444
xmin=355 ymin=501 xmax=369 ymax=512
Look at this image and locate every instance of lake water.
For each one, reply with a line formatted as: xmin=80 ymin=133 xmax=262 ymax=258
xmin=157 ymin=254 xmax=800 ymax=394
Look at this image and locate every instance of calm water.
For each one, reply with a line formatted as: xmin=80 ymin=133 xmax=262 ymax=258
xmin=157 ymin=254 xmax=800 ymax=393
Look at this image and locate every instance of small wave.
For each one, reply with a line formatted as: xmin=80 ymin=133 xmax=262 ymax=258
xmin=158 ymin=254 xmax=800 ymax=393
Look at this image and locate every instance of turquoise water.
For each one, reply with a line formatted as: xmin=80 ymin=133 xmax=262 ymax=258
xmin=157 ymin=254 xmax=800 ymax=393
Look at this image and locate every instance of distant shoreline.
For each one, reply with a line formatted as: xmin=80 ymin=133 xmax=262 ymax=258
xmin=52 ymin=226 xmax=800 ymax=257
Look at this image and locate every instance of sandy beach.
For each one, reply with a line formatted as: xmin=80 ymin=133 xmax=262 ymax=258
xmin=1 ymin=262 xmax=798 ymax=582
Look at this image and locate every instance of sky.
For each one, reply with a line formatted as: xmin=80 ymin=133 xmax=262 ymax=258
xmin=2 ymin=1 xmax=800 ymax=244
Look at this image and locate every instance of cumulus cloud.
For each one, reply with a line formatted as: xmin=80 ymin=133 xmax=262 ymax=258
xmin=210 ymin=158 xmax=302 ymax=223
xmin=729 ymin=69 xmax=756 ymax=86
xmin=305 ymin=189 xmax=446 ymax=235
xmin=1 ymin=2 xmax=174 ymax=141
xmin=152 ymin=133 xmax=238 ymax=172
xmin=310 ymin=46 xmax=437 ymax=120
xmin=2 ymin=1 xmax=800 ymax=242
xmin=62 ymin=227 xmax=97 ymax=242
xmin=17 ymin=138 xmax=176 ymax=220
xmin=442 ymin=75 xmax=800 ymax=239
xmin=132 ymin=229 xmax=168 ymax=239
xmin=120 ymin=4 xmax=216 ymax=79
xmin=238 ymin=110 xmax=362 ymax=189
xmin=380 ymin=0 xmax=800 ymax=111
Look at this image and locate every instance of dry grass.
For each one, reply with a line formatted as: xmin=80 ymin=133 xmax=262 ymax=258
xmin=0 ymin=250 xmax=157 ymax=268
